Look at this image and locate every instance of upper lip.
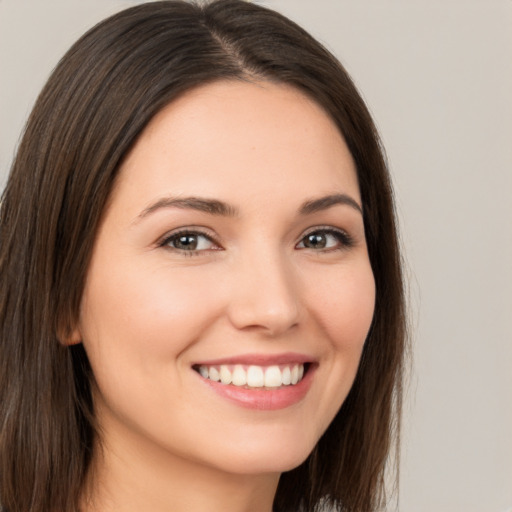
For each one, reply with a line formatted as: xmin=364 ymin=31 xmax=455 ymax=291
xmin=192 ymin=352 xmax=316 ymax=366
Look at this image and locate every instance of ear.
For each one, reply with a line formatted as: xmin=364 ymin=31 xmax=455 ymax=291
xmin=63 ymin=328 xmax=82 ymax=346
xmin=57 ymin=323 xmax=82 ymax=346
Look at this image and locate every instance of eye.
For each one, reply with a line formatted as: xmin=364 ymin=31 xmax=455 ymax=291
xmin=296 ymin=228 xmax=353 ymax=251
xmin=161 ymin=230 xmax=219 ymax=253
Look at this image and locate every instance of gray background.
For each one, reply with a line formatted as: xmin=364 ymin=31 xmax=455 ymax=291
xmin=1 ymin=1 xmax=511 ymax=510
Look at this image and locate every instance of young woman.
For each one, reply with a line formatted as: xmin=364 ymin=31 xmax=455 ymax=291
xmin=0 ymin=1 xmax=406 ymax=511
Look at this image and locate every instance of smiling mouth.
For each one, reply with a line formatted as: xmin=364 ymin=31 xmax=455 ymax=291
xmin=192 ymin=363 xmax=311 ymax=389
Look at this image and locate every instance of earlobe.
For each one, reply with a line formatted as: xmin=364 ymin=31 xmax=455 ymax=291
xmin=58 ymin=325 xmax=82 ymax=346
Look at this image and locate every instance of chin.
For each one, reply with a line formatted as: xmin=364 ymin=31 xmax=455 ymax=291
xmin=201 ymin=432 xmax=317 ymax=476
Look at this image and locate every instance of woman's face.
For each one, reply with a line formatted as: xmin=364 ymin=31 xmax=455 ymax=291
xmin=76 ymin=80 xmax=375 ymax=475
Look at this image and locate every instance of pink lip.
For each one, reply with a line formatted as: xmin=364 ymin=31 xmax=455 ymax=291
xmin=195 ymin=362 xmax=317 ymax=411
xmin=193 ymin=352 xmax=314 ymax=367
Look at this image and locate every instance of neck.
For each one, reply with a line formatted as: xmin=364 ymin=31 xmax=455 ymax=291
xmin=80 ymin=423 xmax=280 ymax=512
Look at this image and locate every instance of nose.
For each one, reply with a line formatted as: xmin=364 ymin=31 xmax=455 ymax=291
xmin=226 ymin=250 xmax=300 ymax=337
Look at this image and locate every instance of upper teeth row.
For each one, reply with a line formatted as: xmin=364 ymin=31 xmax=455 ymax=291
xmin=198 ymin=364 xmax=305 ymax=388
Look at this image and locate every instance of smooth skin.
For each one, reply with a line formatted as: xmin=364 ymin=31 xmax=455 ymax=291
xmin=73 ymin=80 xmax=376 ymax=512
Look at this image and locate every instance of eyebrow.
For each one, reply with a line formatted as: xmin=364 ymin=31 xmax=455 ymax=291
xmin=136 ymin=192 xmax=362 ymax=222
xmin=299 ymin=194 xmax=363 ymax=216
xmin=138 ymin=196 xmax=239 ymax=220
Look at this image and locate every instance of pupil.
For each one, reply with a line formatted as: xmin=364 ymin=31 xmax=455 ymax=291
xmin=177 ymin=235 xmax=197 ymax=250
xmin=306 ymin=233 xmax=326 ymax=248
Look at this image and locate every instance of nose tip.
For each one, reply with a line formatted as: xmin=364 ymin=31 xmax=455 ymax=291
xmin=227 ymin=256 xmax=300 ymax=336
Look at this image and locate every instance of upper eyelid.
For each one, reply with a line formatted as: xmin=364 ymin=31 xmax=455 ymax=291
xmin=299 ymin=225 xmax=350 ymax=238
xmin=302 ymin=225 xmax=345 ymax=233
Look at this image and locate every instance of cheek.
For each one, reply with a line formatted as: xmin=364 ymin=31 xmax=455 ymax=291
xmin=310 ymin=261 xmax=375 ymax=393
xmin=78 ymin=259 xmax=224 ymax=375
xmin=309 ymin=262 xmax=376 ymax=353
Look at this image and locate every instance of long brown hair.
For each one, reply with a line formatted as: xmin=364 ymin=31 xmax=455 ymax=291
xmin=0 ymin=1 xmax=406 ymax=511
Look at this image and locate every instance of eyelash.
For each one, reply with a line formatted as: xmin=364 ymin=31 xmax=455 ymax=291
xmin=159 ymin=228 xmax=220 ymax=256
xmin=297 ymin=227 xmax=354 ymax=252
xmin=159 ymin=226 xmax=354 ymax=256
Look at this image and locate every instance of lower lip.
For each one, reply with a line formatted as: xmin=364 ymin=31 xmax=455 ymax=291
xmin=198 ymin=365 xmax=316 ymax=411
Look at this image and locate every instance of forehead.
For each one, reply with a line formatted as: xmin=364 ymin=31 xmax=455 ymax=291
xmin=114 ymin=80 xmax=360 ymax=212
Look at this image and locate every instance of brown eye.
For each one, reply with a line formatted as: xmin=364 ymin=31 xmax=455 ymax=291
xmin=172 ymin=234 xmax=200 ymax=250
xmin=303 ymin=233 xmax=328 ymax=249
xmin=163 ymin=231 xmax=217 ymax=252
xmin=296 ymin=229 xmax=353 ymax=251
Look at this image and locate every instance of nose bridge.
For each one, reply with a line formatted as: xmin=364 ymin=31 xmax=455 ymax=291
xmin=227 ymin=242 xmax=300 ymax=335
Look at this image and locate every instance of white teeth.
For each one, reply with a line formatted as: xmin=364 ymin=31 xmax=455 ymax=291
xmin=264 ymin=365 xmax=282 ymax=388
xmin=282 ymin=366 xmax=291 ymax=385
xmin=247 ymin=365 xmax=265 ymax=387
xmin=220 ymin=366 xmax=232 ymax=385
xmin=197 ymin=363 xmax=306 ymax=388
xmin=291 ymin=365 xmax=299 ymax=385
xmin=231 ymin=365 xmax=247 ymax=386
xmin=208 ymin=366 xmax=220 ymax=382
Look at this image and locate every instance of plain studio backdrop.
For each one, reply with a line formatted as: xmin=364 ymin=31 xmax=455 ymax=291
xmin=0 ymin=1 xmax=511 ymax=511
